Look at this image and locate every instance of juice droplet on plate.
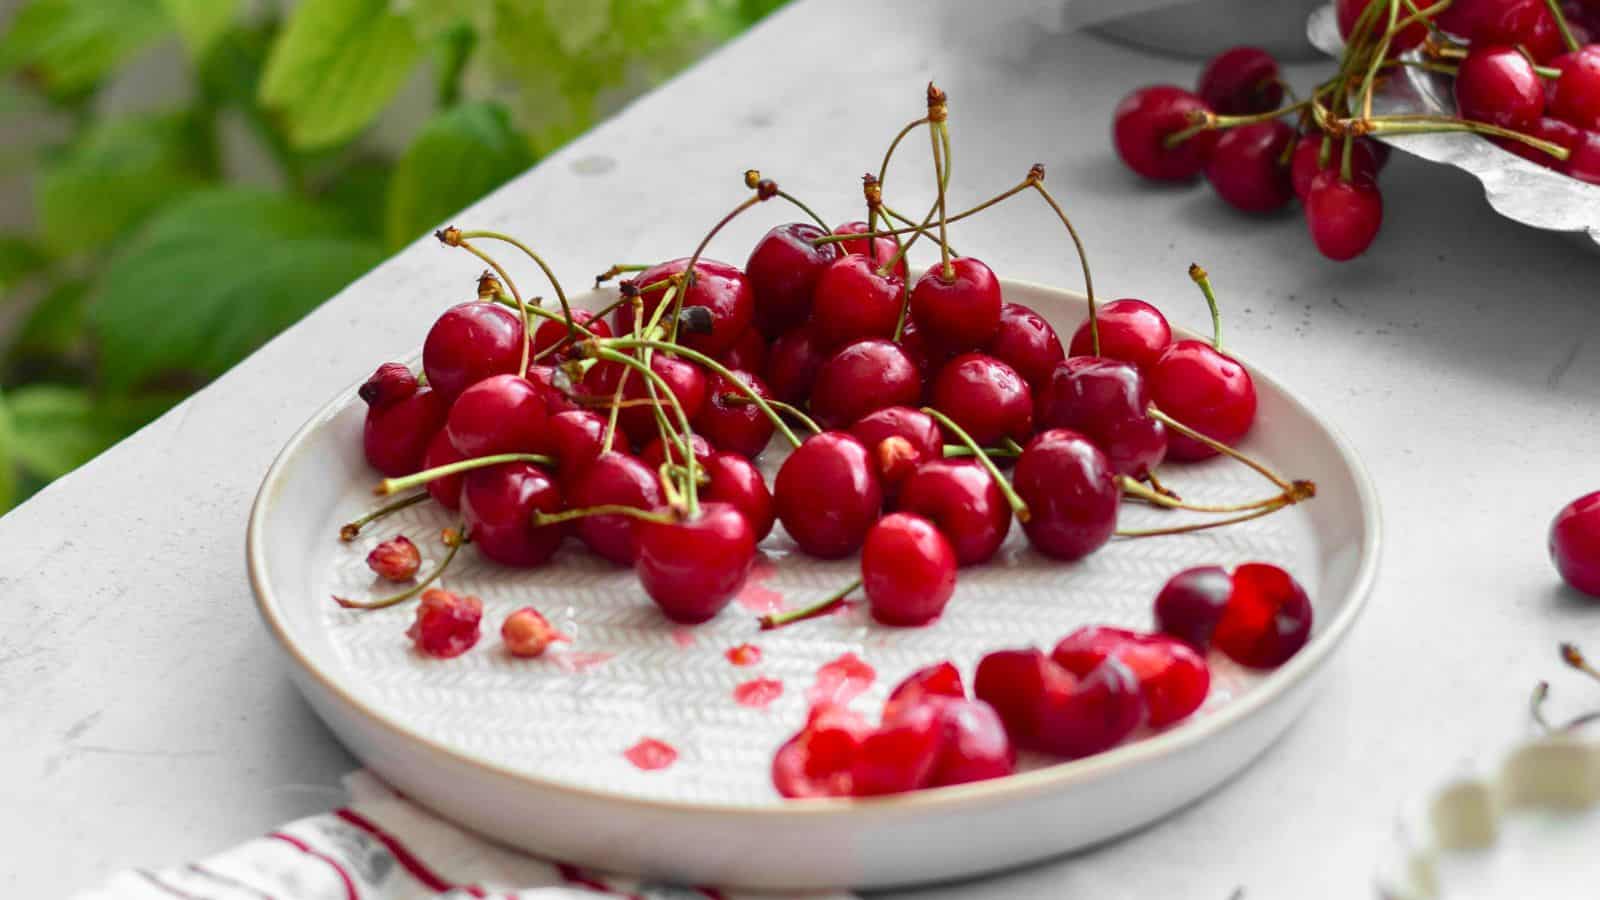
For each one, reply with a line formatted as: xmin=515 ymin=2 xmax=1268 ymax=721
xmin=736 ymin=556 xmax=784 ymax=613
xmin=623 ymin=737 xmax=678 ymax=771
xmin=551 ymin=650 xmax=613 ymax=674
xmin=806 ymin=652 xmax=875 ymax=706
xmin=733 ymin=677 xmax=784 ymax=708
xmin=725 ymin=643 xmax=762 ymax=666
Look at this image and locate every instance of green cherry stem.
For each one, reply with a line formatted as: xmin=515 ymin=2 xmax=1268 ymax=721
xmin=1115 ymin=498 xmax=1292 ymax=538
xmin=334 ymin=525 xmax=467 ymax=610
xmin=877 ymin=116 xmax=931 ymax=189
xmin=1542 ymin=0 xmax=1581 ymax=53
xmin=810 ymin=177 xmax=1032 ymax=247
xmin=1358 ymin=0 xmax=1402 ymax=122
xmin=1561 ymin=642 xmax=1600 ymax=683
xmin=941 ymin=444 xmax=1020 ymax=459
xmin=594 ymin=347 xmax=700 ymax=516
xmin=1119 ymin=475 xmax=1295 ymax=514
xmin=930 ymin=118 xmax=954 ymax=281
xmin=605 ymin=337 xmax=803 ymax=448
xmin=455 ymin=229 xmax=577 ymax=347
xmin=438 ymin=228 xmax=531 ymax=377
xmin=669 ymin=182 xmax=776 ymax=344
xmin=378 ymin=453 xmax=556 ymax=496
xmin=594 ymin=263 xmax=651 ymax=286
xmin=722 ymin=394 xmax=822 ymax=435
xmin=1146 ymin=408 xmax=1313 ymax=498
xmin=759 ymin=579 xmax=863 ymax=630
xmin=744 ymin=169 xmax=830 ymax=231
xmin=531 ymin=504 xmax=676 ymax=528
xmin=1361 ymin=115 xmax=1570 ymax=159
xmin=1029 ymin=168 xmax=1098 ymax=356
xmin=880 ymin=204 xmax=963 ymax=257
xmin=1188 ymin=263 xmax=1225 ymax=350
xmin=1162 ymin=98 xmax=1312 ymax=148
xmin=922 ymin=406 xmax=1030 ymax=522
xmin=340 ymin=491 xmax=430 ymax=541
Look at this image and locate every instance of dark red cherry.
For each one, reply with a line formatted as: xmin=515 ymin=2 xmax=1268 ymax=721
xmin=973 ymin=648 xmax=1060 ymax=749
xmin=1474 ymin=0 xmax=1567 ymax=62
xmin=897 ymin=459 xmax=1012 ymax=566
xmin=862 ymin=512 xmax=958 ymax=627
xmin=831 ymin=220 xmax=909 ymax=279
xmin=566 ymin=451 xmax=664 ymax=566
xmin=701 ymin=452 xmax=775 ymax=541
xmin=1111 ymin=85 xmax=1220 ymax=181
xmin=363 ymin=387 xmax=448 ymax=477
xmin=1213 ymin=563 xmax=1313 ymax=668
xmin=1551 ymin=491 xmax=1600 ymax=596
xmin=909 ymin=257 xmax=1003 ymax=351
xmin=1034 ymin=356 xmax=1167 ymax=478
xmin=693 ymin=369 xmax=776 ymax=459
xmin=718 ymin=327 xmax=767 ymax=374
xmin=1148 ymin=340 xmax=1257 ymax=460
xmin=546 ymin=410 xmax=609 ymax=482
xmin=1197 ymin=46 xmax=1284 ymax=115
xmin=444 ymin=373 xmax=549 ymax=458
xmin=359 ymin=362 xmax=418 ymax=407
xmin=1337 ymin=0 xmax=1428 ymax=51
xmin=772 ymin=703 xmax=871 ymax=799
xmin=459 ymin=461 xmax=564 ymax=567
xmin=1455 ymin=45 xmax=1545 ymax=129
xmin=987 ymin=302 xmax=1065 ymax=390
xmin=421 ymin=429 xmax=466 ymax=509
xmin=774 ymin=431 xmax=883 ymax=558
xmin=930 ymin=353 xmax=1033 ymax=447
xmin=1013 ymin=429 xmax=1120 ymax=561
xmin=1154 ymin=565 xmax=1234 ymax=649
xmin=524 ymin=364 xmax=579 ymax=415
xmin=1438 ymin=0 xmax=1497 ymax=37
xmin=885 ymin=662 xmax=965 ymax=713
xmin=626 ymin=258 xmax=754 ymax=356
xmin=850 ymin=406 xmax=943 ymax=500
xmin=1068 ymin=299 xmax=1173 ymax=372
xmin=1289 ymin=134 xmax=1382 ymax=200
xmin=530 ymin=309 xmax=611 ymax=361
xmin=1204 ymin=120 xmax=1294 ymax=213
xmin=973 ymin=647 xmax=1141 ymax=758
xmin=746 ymin=223 xmax=841 ymax=337
xmin=1494 ymin=116 xmax=1580 ymax=167
xmin=422 ymin=302 xmax=526 ymax=401
xmin=919 ymin=698 xmax=1015 ymax=787
xmin=582 ymin=353 xmax=708 ymax=446
xmin=1549 ymin=47 xmax=1600 ymax=130
xmin=634 ymin=502 xmax=755 ymax=624
xmin=1564 ymin=128 xmax=1600 ymax=184
xmin=764 ymin=326 xmax=828 ymax=404
xmin=810 ymin=254 xmax=906 ymax=350
xmin=1304 ymin=171 xmax=1383 ymax=261
xmin=638 ymin=433 xmax=714 ymax=472
xmin=1052 ymin=627 xmax=1210 ymax=728
xmin=810 ymin=339 xmax=923 ymax=429
xmin=896 ymin=317 xmax=953 ymax=378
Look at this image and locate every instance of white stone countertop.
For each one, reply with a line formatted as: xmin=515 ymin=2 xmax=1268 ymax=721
xmin=5 ymin=1 xmax=1600 ymax=896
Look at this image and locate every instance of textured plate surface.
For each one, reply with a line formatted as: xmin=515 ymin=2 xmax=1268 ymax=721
xmin=250 ymin=279 xmax=1379 ymax=888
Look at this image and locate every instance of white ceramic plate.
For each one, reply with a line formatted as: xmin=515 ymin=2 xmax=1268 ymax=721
xmin=248 ymin=280 xmax=1380 ymax=891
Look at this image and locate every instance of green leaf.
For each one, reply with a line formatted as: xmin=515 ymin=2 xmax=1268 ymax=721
xmin=4 ymin=384 xmax=179 ymax=480
xmin=0 ymin=236 xmax=49 ymax=299
xmin=37 ymin=111 xmax=215 ymax=255
xmin=0 ymin=390 xmax=17 ymax=513
xmin=87 ymin=188 xmax=383 ymax=390
xmin=12 ymin=279 xmax=89 ymax=358
xmin=320 ymin=160 xmax=391 ymax=240
xmin=384 ymin=102 xmax=531 ymax=250
xmin=0 ymin=0 xmax=170 ymax=99
xmin=160 ymin=0 xmax=238 ymax=59
xmin=258 ymin=0 xmax=422 ymax=150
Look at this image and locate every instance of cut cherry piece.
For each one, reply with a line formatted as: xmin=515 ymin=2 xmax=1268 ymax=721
xmin=408 ymin=589 xmax=483 ymax=659
xmin=421 ymin=428 xmax=466 ymax=509
xmin=1034 ymin=356 xmax=1167 ymax=478
xmin=1289 ymin=134 xmax=1382 ymax=200
xmin=718 ymin=327 xmax=768 ymax=374
xmin=1549 ymin=47 xmax=1600 ymax=130
xmin=566 ymin=451 xmax=664 ymax=566
xmin=1154 ymin=565 xmax=1234 ymax=649
xmin=530 ymin=309 xmax=610 ymax=361
xmin=546 ymin=410 xmax=609 ymax=482
xmin=694 ymin=369 xmax=777 ymax=459
xmin=809 ymin=339 xmax=923 ymax=430
xmin=810 ymin=255 xmax=906 ymax=351
xmin=1197 ymin=46 xmax=1284 ymax=115
xmin=764 ymin=326 xmax=828 ymax=404
xmin=1304 ymin=170 xmax=1383 ymax=261
xmin=701 ymin=452 xmax=776 ymax=541
xmin=639 ymin=433 xmax=714 ymax=472
xmin=1213 ymin=563 xmax=1314 ymax=668
xmin=909 ymin=257 xmax=1004 ymax=352
xmin=831 ymin=220 xmax=909 ymax=279
xmin=1052 ymin=626 xmax=1210 ymax=728
xmin=921 ymin=698 xmax=1016 ymax=787
xmin=987 ymin=302 xmax=1066 ymax=390
xmin=1148 ymin=340 xmax=1257 ymax=460
xmin=1013 ymin=429 xmax=1121 ymax=561
xmin=862 ymin=512 xmax=958 ymax=627
xmin=929 ymin=353 xmax=1033 ymax=447
xmin=746 ymin=223 xmax=841 ymax=337
xmin=1337 ymin=0 xmax=1428 ymax=51
xmin=1455 ymin=45 xmax=1546 ymax=130
xmin=360 ymin=362 xmax=418 ymax=408
xmin=363 ymin=387 xmax=448 ymax=477
xmin=444 ymin=373 xmax=550 ymax=458
xmin=885 ymin=661 xmax=965 ymax=715
xmin=1068 ymin=298 xmax=1172 ymax=373
xmin=774 ymin=431 xmax=883 ymax=558
xmin=422 ymin=301 xmax=526 ymax=401
xmin=772 ymin=703 xmax=871 ymax=799
xmin=1112 ymin=85 xmax=1220 ymax=181
xmin=850 ymin=703 xmax=943 ymax=796
xmin=897 ymin=459 xmax=1012 ymax=566
xmin=973 ymin=647 xmax=1141 ymax=758
xmin=502 ymin=607 xmax=565 ymax=657
xmin=625 ymin=258 xmax=754 ymax=356
xmin=460 ymin=461 xmax=564 ymax=567
xmin=1551 ymin=491 xmax=1600 ymax=596
xmin=1204 ymin=120 xmax=1294 ymax=213
xmin=367 ymin=536 xmax=421 ymax=582
xmin=973 ymin=648 xmax=1059 ymax=748
xmin=634 ymin=501 xmax=755 ymax=624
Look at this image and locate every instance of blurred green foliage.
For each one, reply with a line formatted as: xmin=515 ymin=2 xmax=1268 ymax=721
xmin=0 ymin=0 xmax=786 ymax=514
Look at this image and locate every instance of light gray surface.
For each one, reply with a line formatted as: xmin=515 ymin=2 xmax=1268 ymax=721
xmin=4 ymin=1 xmax=1600 ymax=896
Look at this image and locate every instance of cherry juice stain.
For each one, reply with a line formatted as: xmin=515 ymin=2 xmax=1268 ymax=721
xmin=806 ymin=652 xmax=876 ymax=706
xmin=732 ymin=678 xmax=784 ymax=709
xmin=735 ymin=556 xmax=784 ymax=613
xmin=671 ymin=626 xmax=697 ymax=649
xmin=623 ymin=738 xmax=678 ymax=771
xmin=550 ymin=651 xmax=614 ymax=674
xmin=725 ymin=643 xmax=762 ymax=666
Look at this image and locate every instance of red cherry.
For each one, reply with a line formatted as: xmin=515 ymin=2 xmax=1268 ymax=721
xmin=810 ymin=339 xmax=923 ymax=429
xmin=1213 ymin=563 xmax=1313 ymax=668
xmin=581 ymin=353 xmax=708 ymax=446
xmin=1494 ymin=116 xmax=1580 ymax=167
xmin=896 ymin=317 xmax=952 ymax=378
xmin=849 ymin=406 xmax=943 ymax=500
xmin=1197 ymin=46 xmax=1284 ymax=115
xmin=694 ymin=369 xmax=777 ymax=458
xmin=1204 ymin=120 xmax=1295 ymax=213
xmin=1068 ymin=298 xmax=1173 ymax=372
xmin=746 ymin=223 xmax=841 ymax=337
xmin=546 ymin=410 xmax=608 ymax=482
xmin=718 ymin=326 xmax=768 ymax=374
xmin=1304 ymin=171 xmax=1383 ymax=261
xmin=1289 ymin=134 xmax=1382 ymax=200
xmin=460 ymin=461 xmax=564 ymax=567
xmin=530 ymin=309 xmax=611 ymax=361
xmin=1456 ymin=45 xmax=1546 ymax=129
xmin=1013 ymin=429 xmax=1120 ymax=561
xmin=919 ymin=698 xmax=1015 ymax=787
xmin=634 ymin=502 xmax=755 ymax=624
xmin=1564 ymin=128 xmax=1600 ymax=183
xmin=1148 ymin=340 xmax=1257 ymax=460
xmin=896 ymin=459 xmax=1012 ymax=567
xmin=359 ymin=362 xmax=418 ymax=407
xmin=774 ymin=431 xmax=883 ymax=558
xmin=1546 ymin=47 xmax=1600 ymax=129
xmin=1437 ymin=0 xmax=1498 ymax=37
xmin=831 ymin=220 xmax=909 ymax=279
xmin=1034 ymin=356 xmax=1167 ymax=478
xmin=367 ymin=535 xmax=421 ymax=582
xmin=422 ymin=302 xmax=525 ymax=401
xmin=566 ymin=451 xmax=664 ymax=566
xmin=850 ymin=703 xmax=943 ymax=796
xmin=1154 ymin=565 xmax=1234 ymax=649
xmin=1112 ymin=85 xmax=1220 ymax=181
xmin=764 ymin=326 xmax=828 ymax=404
xmin=421 ymin=429 xmax=466 ymax=509
xmin=1337 ymin=0 xmax=1428 ymax=51
xmin=1550 ymin=492 xmax=1600 ymax=596
xmin=862 ymin=512 xmax=958 ymax=627
xmin=929 ymin=353 xmax=1033 ymax=446
xmin=987 ymin=302 xmax=1066 ymax=389
xmin=701 ymin=452 xmax=775 ymax=541
xmin=1474 ymin=0 xmax=1567 ymax=61
xmin=772 ymin=703 xmax=871 ymax=799
xmin=524 ymin=364 xmax=579 ymax=415
xmin=972 ymin=648 xmax=1059 ymax=748
xmin=626 ymin=258 xmax=754 ymax=356
xmin=909 ymin=257 xmax=1003 ymax=351
xmin=885 ymin=661 xmax=965 ymax=713
xmin=408 ymin=589 xmax=483 ymax=659
xmin=810 ymin=255 xmax=905 ymax=350
xmin=638 ymin=433 xmax=714 ymax=471
xmin=973 ymin=648 xmax=1141 ymax=758
xmin=1052 ymin=627 xmax=1210 ymax=728
xmin=443 ymin=373 xmax=549 ymax=458
xmin=363 ymin=387 xmax=447 ymax=477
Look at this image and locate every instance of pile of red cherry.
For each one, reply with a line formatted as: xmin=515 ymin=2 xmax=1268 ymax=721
xmin=1113 ymin=0 xmax=1600 ymax=262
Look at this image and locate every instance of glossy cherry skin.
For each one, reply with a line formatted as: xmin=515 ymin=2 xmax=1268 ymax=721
xmin=581 ymin=353 xmax=708 ymax=446
xmin=831 ymin=221 xmax=909 ymax=279
xmin=1204 ymin=120 xmax=1294 ymax=213
xmin=625 ymin=258 xmax=754 ymax=356
xmin=862 ymin=512 xmax=958 ymax=627
xmin=923 ymin=698 xmax=1015 ymax=787
xmin=718 ymin=326 xmax=767 ymax=374
xmin=701 ymin=452 xmax=775 ymax=541
xmin=1197 ymin=46 xmax=1283 ymax=115
xmin=360 ymin=362 xmax=417 ymax=407
xmin=1550 ymin=492 xmax=1600 ymax=596
xmin=930 ymin=353 xmax=1033 ymax=447
xmin=1564 ymin=128 xmax=1600 ymax=184
xmin=1549 ymin=47 xmax=1600 ymax=130
xmin=525 ymin=364 xmax=579 ymax=415
xmin=421 ymin=429 xmax=466 ymax=509
xmin=1052 ymin=627 xmax=1210 ymax=728
xmin=772 ymin=703 xmax=871 ymax=799
xmin=1112 ymin=85 xmax=1220 ymax=181
xmin=987 ymin=302 xmax=1066 ymax=390
xmin=1496 ymin=116 xmax=1582 ymax=168
xmin=1069 ymin=299 xmax=1173 ymax=372
xmin=546 ymin=410 xmax=609 ymax=482
xmin=810 ymin=255 xmax=906 ymax=351
xmin=1213 ymin=563 xmax=1313 ymax=668
xmin=1289 ymin=134 xmax=1382 ymax=200
xmin=1455 ymin=46 xmax=1546 ymax=130
xmin=634 ymin=502 xmax=756 ymax=624
xmin=850 ymin=702 xmax=943 ymax=796
xmin=443 ymin=373 xmax=550 ymax=458
xmin=909 ymin=257 xmax=1004 ymax=351
xmin=764 ymin=326 xmax=828 ymax=404
xmin=1475 ymin=0 xmax=1567 ymax=61
xmin=566 ymin=451 xmax=664 ymax=566
xmin=973 ymin=648 xmax=1141 ymax=758
xmin=1337 ymin=0 xmax=1428 ymax=51
xmin=1013 ymin=429 xmax=1120 ymax=561
xmin=693 ymin=369 xmax=776 ymax=458
xmin=850 ymin=406 xmax=944 ymax=499
xmin=897 ymin=459 xmax=1012 ymax=566
xmin=896 ymin=317 xmax=952 ymax=378
xmin=1437 ymin=0 xmax=1498 ymax=37
xmin=1154 ymin=565 xmax=1234 ymax=649
xmin=459 ymin=462 xmax=564 ymax=568
xmin=363 ymin=387 xmax=447 ymax=477
xmin=1304 ymin=171 xmax=1383 ymax=261
xmin=810 ymin=339 xmax=923 ymax=429
xmin=422 ymin=302 xmax=526 ymax=401
xmin=638 ymin=433 xmax=713 ymax=471
xmin=530 ymin=309 xmax=611 ymax=361
xmin=774 ymin=431 xmax=883 ymax=558
xmin=1149 ymin=340 xmax=1256 ymax=460
xmin=886 ymin=661 xmax=966 ymax=712
xmin=746 ymin=223 xmax=841 ymax=337
xmin=1035 ymin=356 xmax=1167 ymax=478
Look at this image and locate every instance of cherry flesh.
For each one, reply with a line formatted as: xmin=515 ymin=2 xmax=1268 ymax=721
xmin=1068 ymin=298 xmax=1172 ymax=373
xmin=746 ymin=223 xmax=841 ymax=337
xmin=909 ymin=257 xmax=1003 ymax=351
xmin=1204 ymin=120 xmax=1294 ymax=213
xmin=1455 ymin=45 xmax=1545 ymax=130
xmin=1035 ymin=356 xmax=1167 ymax=478
xmin=810 ymin=255 xmax=906 ymax=350
xmin=1154 ymin=565 xmax=1234 ymax=649
xmin=897 ymin=458 xmax=1013 ymax=566
xmin=634 ymin=502 xmax=755 ymax=624
xmin=1197 ymin=46 xmax=1284 ymax=115
xmin=422 ymin=302 xmax=525 ymax=401
xmin=764 ymin=326 xmax=828 ymax=404
xmin=851 ymin=702 xmax=943 ymax=795
xmin=459 ymin=461 xmax=564 ymax=567
xmin=1112 ymin=85 xmax=1220 ymax=181
xmin=444 ymin=373 xmax=550 ymax=458
xmin=1149 ymin=340 xmax=1257 ymax=459
xmin=701 ymin=452 xmax=776 ymax=541
xmin=367 ymin=535 xmax=421 ymax=582
xmin=772 ymin=703 xmax=871 ymax=799
xmin=810 ymin=338 xmax=923 ymax=429
xmin=626 ymin=258 xmax=754 ymax=356
xmin=1550 ymin=491 xmax=1600 ymax=597
xmin=1213 ymin=563 xmax=1314 ymax=668
xmin=1052 ymin=626 xmax=1210 ymax=728
xmin=1304 ymin=171 xmax=1384 ymax=261
xmin=502 ymin=607 xmax=564 ymax=657
xmin=862 ymin=512 xmax=958 ymax=627
xmin=566 ymin=451 xmax=664 ymax=566
xmin=363 ymin=387 xmax=447 ymax=477
xmin=987 ymin=302 xmax=1066 ymax=390
xmin=408 ymin=589 xmax=483 ymax=659
xmin=774 ymin=431 xmax=883 ymax=558
xmin=1013 ymin=429 xmax=1121 ymax=561
xmin=930 ymin=353 xmax=1033 ymax=446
